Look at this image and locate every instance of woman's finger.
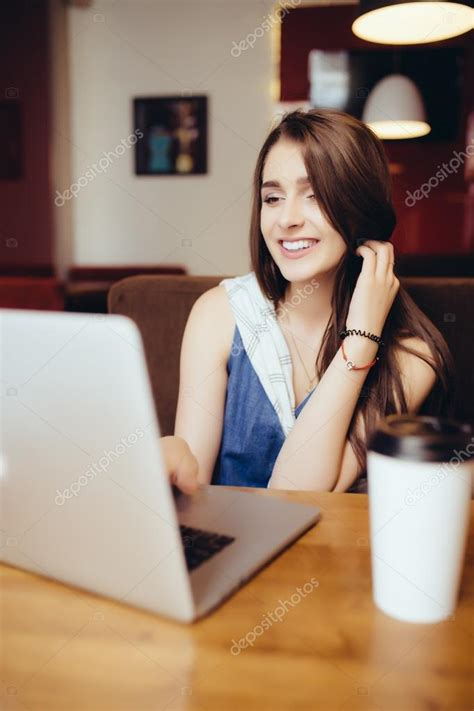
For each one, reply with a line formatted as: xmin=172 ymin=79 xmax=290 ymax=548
xmin=161 ymin=436 xmax=199 ymax=494
xmin=355 ymin=244 xmax=377 ymax=278
xmin=360 ymin=240 xmax=395 ymax=280
xmin=173 ymin=451 xmax=199 ymax=494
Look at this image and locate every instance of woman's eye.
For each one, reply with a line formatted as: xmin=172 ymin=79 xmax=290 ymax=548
xmin=262 ymin=195 xmax=315 ymax=204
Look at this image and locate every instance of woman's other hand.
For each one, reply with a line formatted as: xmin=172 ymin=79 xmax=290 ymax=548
xmin=346 ymin=240 xmax=400 ymax=336
xmin=160 ymin=436 xmax=199 ymax=494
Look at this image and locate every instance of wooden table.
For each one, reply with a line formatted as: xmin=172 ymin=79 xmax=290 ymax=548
xmin=1 ymin=490 xmax=473 ymax=710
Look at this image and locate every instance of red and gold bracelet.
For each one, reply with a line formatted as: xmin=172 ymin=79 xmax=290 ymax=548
xmin=340 ymin=340 xmax=379 ymax=371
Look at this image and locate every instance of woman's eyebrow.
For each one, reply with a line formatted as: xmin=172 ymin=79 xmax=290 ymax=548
xmin=261 ymin=176 xmax=311 ymax=190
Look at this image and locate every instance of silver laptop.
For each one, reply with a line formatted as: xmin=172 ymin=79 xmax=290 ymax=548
xmin=0 ymin=309 xmax=319 ymax=622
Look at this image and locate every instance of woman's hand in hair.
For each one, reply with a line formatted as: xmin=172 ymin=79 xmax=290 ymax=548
xmin=160 ymin=436 xmax=199 ymax=494
xmin=346 ymin=239 xmax=400 ymax=337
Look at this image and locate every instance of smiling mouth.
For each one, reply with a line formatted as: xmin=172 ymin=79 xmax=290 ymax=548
xmin=278 ymin=239 xmax=320 ymax=256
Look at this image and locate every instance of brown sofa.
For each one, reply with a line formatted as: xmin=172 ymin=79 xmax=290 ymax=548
xmin=0 ymin=277 xmax=64 ymax=310
xmin=65 ymin=264 xmax=187 ymax=313
xmin=108 ymin=275 xmax=474 ymax=436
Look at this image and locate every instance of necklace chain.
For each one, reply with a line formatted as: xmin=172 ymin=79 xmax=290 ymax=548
xmin=282 ymin=312 xmax=318 ymax=394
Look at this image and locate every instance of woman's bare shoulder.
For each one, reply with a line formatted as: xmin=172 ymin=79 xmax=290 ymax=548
xmin=191 ymin=285 xmax=234 ymax=324
xmin=187 ymin=285 xmax=235 ymax=359
xmin=393 ymin=335 xmax=437 ymax=413
xmin=396 ymin=334 xmax=434 ymax=362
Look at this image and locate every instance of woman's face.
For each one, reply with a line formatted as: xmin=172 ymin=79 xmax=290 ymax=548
xmin=260 ymin=139 xmax=347 ymax=284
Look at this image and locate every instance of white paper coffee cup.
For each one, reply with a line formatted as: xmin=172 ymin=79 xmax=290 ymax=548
xmin=367 ymin=415 xmax=473 ymax=624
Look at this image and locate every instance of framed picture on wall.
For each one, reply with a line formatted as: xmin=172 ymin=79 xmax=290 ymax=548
xmin=134 ymin=95 xmax=208 ymax=175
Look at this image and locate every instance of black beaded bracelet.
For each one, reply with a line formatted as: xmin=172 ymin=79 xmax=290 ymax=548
xmin=339 ymin=328 xmax=384 ymax=346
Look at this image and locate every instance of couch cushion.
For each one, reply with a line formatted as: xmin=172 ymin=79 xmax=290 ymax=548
xmin=109 ymin=275 xmax=223 ymax=435
xmin=108 ymin=275 xmax=474 ymax=435
xmin=400 ymin=277 xmax=473 ymax=424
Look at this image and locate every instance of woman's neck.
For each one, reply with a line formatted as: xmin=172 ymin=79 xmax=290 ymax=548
xmin=278 ymin=271 xmax=336 ymax=332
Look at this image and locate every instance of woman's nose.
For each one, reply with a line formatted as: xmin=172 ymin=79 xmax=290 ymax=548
xmin=278 ymin=196 xmax=304 ymax=230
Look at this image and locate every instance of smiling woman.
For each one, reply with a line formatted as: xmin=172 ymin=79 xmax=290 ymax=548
xmin=174 ymin=108 xmax=454 ymax=493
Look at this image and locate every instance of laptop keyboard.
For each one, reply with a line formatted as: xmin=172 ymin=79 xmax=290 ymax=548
xmin=179 ymin=525 xmax=235 ymax=572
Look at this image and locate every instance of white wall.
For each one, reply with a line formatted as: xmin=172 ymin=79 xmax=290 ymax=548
xmin=60 ymin=0 xmax=278 ymax=277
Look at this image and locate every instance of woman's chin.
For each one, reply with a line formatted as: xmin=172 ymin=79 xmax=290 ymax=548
xmin=276 ymin=257 xmax=325 ymax=283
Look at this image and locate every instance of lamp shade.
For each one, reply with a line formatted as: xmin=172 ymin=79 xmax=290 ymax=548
xmin=362 ymin=74 xmax=431 ymax=139
xmin=352 ymin=0 xmax=474 ymax=45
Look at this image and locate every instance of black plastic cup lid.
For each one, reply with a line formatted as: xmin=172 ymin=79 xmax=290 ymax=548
xmin=368 ymin=415 xmax=474 ymax=463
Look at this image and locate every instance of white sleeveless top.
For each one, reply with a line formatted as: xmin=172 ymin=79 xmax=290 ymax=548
xmin=219 ymin=271 xmax=304 ymax=437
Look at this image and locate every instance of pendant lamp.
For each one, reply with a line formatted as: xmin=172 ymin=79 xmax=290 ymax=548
xmin=352 ymin=0 xmax=473 ymax=45
xmin=362 ymin=74 xmax=431 ymax=139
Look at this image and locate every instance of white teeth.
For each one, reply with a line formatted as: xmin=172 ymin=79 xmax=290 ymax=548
xmin=282 ymin=239 xmax=318 ymax=251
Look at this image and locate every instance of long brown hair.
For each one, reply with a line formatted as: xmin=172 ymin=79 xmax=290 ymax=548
xmin=250 ymin=108 xmax=454 ymax=477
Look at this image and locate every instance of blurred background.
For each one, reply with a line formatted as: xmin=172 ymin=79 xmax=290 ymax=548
xmin=0 ymin=0 xmax=472 ymax=313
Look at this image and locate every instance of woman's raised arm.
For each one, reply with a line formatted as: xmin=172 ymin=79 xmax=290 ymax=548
xmin=174 ymin=285 xmax=234 ymax=485
xmin=269 ymin=240 xmax=401 ymax=491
